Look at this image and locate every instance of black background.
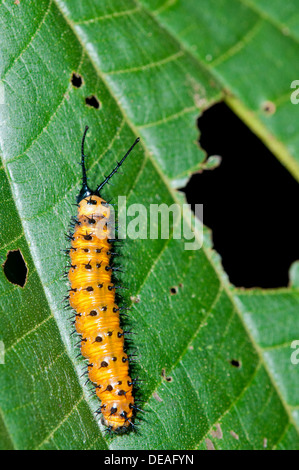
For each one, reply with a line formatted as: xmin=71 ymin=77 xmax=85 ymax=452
xmin=182 ymin=102 xmax=299 ymax=288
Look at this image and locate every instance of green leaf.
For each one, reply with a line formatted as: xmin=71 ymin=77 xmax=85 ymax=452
xmin=233 ymin=287 xmax=299 ymax=450
xmin=0 ymin=0 xmax=298 ymax=450
xmin=139 ymin=0 xmax=299 ymax=182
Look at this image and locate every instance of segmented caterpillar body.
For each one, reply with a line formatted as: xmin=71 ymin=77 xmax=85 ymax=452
xmin=67 ymin=127 xmax=140 ymax=432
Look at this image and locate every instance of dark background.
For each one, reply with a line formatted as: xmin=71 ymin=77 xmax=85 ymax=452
xmin=182 ymin=102 xmax=299 ymax=288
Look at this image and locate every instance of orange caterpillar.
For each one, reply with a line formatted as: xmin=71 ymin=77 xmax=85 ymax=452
xmin=67 ymin=126 xmax=140 ymax=432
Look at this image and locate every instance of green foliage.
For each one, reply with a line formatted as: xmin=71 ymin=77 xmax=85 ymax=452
xmin=0 ymin=0 xmax=298 ymax=450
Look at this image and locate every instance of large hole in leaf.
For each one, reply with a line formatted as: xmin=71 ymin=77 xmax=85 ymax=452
xmin=3 ymin=249 xmax=28 ymax=287
xmin=182 ymin=102 xmax=299 ymax=288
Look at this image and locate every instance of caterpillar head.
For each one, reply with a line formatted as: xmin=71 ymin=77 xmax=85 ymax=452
xmin=76 ymin=126 xmax=140 ymax=204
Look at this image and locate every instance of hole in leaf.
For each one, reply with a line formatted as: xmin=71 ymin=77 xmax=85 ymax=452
xmin=71 ymin=72 xmax=83 ymax=88
xmin=85 ymin=95 xmax=100 ymax=109
xmin=161 ymin=368 xmax=173 ymax=382
xmin=230 ymin=359 xmax=241 ymax=368
xmin=261 ymin=101 xmax=276 ymax=115
xmin=170 ymin=286 xmax=178 ymax=295
xmin=165 ymin=375 xmax=173 ymax=382
xmin=182 ymin=102 xmax=299 ymax=288
xmin=130 ymin=295 xmax=141 ymax=304
xmin=3 ymin=249 xmax=28 ymax=287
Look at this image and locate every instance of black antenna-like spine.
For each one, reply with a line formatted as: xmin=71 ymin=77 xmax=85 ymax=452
xmin=77 ymin=126 xmax=92 ymax=203
xmin=96 ymin=137 xmax=140 ymax=194
xmin=81 ymin=125 xmax=89 ymax=188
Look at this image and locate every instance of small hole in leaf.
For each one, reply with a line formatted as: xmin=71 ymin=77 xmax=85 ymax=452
xmin=85 ymin=95 xmax=100 ymax=109
xmin=262 ymin=101 xmax=276 ymax=115
xmin=230 ymin=359 xmax=241 ymax=368
xmin=3 ymin=249 xmax=28 ymax=287
xmin=130 ymin=295 xmax=141 ymax=303
xmin=161 ymin=368 xmax=173 ymax=382
xmin=170 ymin=286 xmax=178 ymax=295
xmin=71 ymin=72 xmax=83 ymax=88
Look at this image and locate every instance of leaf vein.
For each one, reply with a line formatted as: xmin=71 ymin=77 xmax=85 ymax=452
xmin=1 ymin=0 xmax=53 ymax=81
xmin=105 ymin=50 xmax=184 ymax=75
